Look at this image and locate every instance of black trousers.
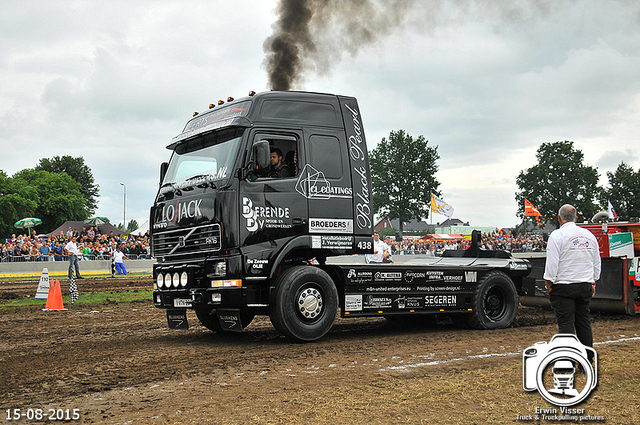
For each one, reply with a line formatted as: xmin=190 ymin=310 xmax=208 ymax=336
xmin=549 ymin=282 xmax=593 ymax=350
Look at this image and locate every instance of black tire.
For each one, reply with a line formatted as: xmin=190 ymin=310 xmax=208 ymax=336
xmin=466 ymin=270 xmax=518 ymax=330
xmin=195 ymin=309 xmax=255 ymax=333
xmin=269 ymin=266 xmax=338 ymax=342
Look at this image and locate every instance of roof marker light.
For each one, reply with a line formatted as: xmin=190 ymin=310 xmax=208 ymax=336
xmin=227 ymin=97 xmax=234 ymax=102
xmin=218 ymin=100 xmax=224 ymax=105
xmin=193 ymin=112 xmax=199 ymax=117
xmin=249 ymin=91 xmax=256 ymax=96
xmin=209 ymin=104 xmax=215 ymax=109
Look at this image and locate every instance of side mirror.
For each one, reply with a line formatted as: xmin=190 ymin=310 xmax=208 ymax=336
xmin=253 ymin=140 xmax=270 ymax=176
xmin=159 ymin=162 xmax=169 ymax=186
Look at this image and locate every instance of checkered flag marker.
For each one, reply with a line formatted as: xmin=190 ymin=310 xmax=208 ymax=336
xmin=69 ymin=276 xmax=79 ymax=304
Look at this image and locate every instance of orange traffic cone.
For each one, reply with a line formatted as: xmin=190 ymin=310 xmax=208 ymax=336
xmin=45 ymin=280 xmax=65 ymax=310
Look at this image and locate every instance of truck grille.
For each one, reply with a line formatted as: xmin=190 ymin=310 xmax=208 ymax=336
xmin=153 ymin=224 xmax=221 ymax=259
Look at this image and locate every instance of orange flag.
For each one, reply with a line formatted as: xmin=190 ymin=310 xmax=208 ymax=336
xmin=524 ymin=199 xmax=542 ymax=225
xmin=524 ymin=199 xmax=540 ymax=217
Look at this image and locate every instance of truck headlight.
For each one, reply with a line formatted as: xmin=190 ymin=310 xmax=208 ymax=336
xmin=172 ymin=272 xmax=180 ymax=288
xmin=180 ymin=272 xmax=188 ymax=287
xmin=156 ymin=274 xmax=164 ymax=289
xmin=215 ymin=261 xmax=227 ymax=277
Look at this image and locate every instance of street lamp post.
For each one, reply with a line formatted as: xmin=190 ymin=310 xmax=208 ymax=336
xmin=120 ymin=182 xmax=126 ymax=230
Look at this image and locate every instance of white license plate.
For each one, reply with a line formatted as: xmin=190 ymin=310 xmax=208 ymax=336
xmin=173 ymin=298 xmax=192 ymax=308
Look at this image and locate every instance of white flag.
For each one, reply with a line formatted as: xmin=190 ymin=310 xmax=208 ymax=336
xmin=607 ymin=200 xmax=617 ymax=219
xmin=430 ymin=193 xmax=454 ymax=218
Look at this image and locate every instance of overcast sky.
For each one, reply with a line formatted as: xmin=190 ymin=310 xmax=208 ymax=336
xmin=2 ymin=0 xmax=639 ymax=230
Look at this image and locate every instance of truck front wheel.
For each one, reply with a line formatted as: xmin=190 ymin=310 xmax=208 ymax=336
xmin=466 ymin=270 xmax=518 ymax=330
xmin=269 ymin=266 xmax=338 ymax=342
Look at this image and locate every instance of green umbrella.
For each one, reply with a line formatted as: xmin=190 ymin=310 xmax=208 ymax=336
xmin=84 ymin=217 xmax=110 ymax=226
xmin=14 ymin=217 xmax=42 ymax=232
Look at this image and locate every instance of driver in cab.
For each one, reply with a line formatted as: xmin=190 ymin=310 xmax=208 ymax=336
xmin=269 ymin=147 xmax=292 ymax=178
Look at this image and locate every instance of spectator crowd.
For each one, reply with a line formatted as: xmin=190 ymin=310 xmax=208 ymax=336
xmin=384 ymin=229 xmax=547 ymax=256
xmin=1 ymin=226 xmax=150 ymax=263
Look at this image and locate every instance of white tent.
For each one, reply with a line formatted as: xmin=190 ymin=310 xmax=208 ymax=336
xmin=131 ymin=220 xmax=149 ymax=236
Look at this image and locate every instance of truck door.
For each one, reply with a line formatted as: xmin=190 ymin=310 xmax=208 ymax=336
xmin=239 ymin=131 xmax=307 ymax=248
xmin=300 ymin=130 xmax=355 ymax=249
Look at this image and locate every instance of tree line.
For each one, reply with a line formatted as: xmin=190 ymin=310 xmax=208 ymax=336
xmin=0 ymin=156 xmax=99 ymax=238
xmin=370 ymin=134 xmax=640 ymax=230
xmin=516 ymin=141 xmax=640 ymax=226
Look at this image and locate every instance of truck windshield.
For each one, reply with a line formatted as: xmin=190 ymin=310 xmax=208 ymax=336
xmin=163 ymin=127 xmax=244 ymax=187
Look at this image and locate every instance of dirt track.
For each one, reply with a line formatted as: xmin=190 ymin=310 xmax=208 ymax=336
xmin=1 ymin=277 xmax=639 ymax=424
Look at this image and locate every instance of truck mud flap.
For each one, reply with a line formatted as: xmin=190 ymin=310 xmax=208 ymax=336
xmin=216 ymin=309 xmax=244 ymax=332
xmin=167 ymin=309 xmax=189 ymax=330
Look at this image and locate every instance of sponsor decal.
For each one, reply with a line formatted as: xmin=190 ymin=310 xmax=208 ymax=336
xmin=154 ymin=199 xmax=204 ymax=229
xmin=345 ymin=294 xmax=363 ymax=311
xmin=424 ymin=295 xmax=457 ymax=306
xmin=247 ymin=258 xmax=268 ymax=271
xmin=317 ymin=235 xmax=353 ymax=249
xmin=242 ymin=197 xmax=291 ymax=232
xmin=344 ymin=103 xmax=372 ymax=231
xmin=374 ymin=271 xmax=403 ymax=282
xmin=309 ymin=218 xmax=354 ymax=234
xmin=510 ymin=262 xmax=529 ymax=271
xmin=346 ymin=269 xmax=373 ymax=284
xmin=404 ymin=270 xmax=426 ymax=283
xmin=416 ymin=285 xmax=462 ymax=292
xmin=365 ymin=286 xmax=411 ymax=292
xmin=465 ymin=271 xmax=478 ymax=283
xmin=364 ymin=295 xmax=393 ymax=309
xmin=444 ymin=275 xmax=464 ymax=282
xmin=161 ymin=199 xmax=203 ymax=223
xmin=296 ymin=164 xmax=353 ymax=200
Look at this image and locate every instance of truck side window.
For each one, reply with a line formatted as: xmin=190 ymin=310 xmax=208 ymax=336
xmin=309 ymin=135 xmax=342 ymax=179
xmin=254 ymin=135 xmax=299 ymax=179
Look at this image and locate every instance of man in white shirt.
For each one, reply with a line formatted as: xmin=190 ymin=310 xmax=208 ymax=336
xmin=544 ymin=204 xmax=601 ymax=353
xmin=64 ymin=236 xmax=84 ymax=279
xmin=113 ymin=246 xmax=128 ymax=275
xmin=369 ymin=232 xmax=390 ymax=263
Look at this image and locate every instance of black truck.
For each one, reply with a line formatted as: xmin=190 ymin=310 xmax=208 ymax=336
xmin=151 ymin=91 xmax=532 ymax=341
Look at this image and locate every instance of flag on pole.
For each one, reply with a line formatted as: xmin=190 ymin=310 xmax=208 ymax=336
xmin=430 ymin=193 xmax=454 ymax=218
xmin=608 ymin=200 xmax=618 ymax=219
xmin=524 ymin=199 xmax=542 ymax=225
xmin=524 ymin=199 xmax=541 ymax=217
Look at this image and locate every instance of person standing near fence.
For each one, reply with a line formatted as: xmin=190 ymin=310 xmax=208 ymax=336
xmin=64 ymin=236 xmax=84 ymax=279
xmin=113 ymin=246 xmax=128 ymax=275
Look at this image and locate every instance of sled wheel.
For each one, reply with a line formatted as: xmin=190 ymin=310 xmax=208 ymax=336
xmin=269 ymin=266 xmax=338 ymax=342
xmin=466 ymin=270 xmax=518 ymax=330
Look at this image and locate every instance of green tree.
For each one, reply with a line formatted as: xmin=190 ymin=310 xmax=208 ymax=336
xmin=0 ymin=171 xmax=38 ymax=237
xmin=36 ymin=155 xmax=100 ymax=214
xmin=599 ymin=162 xmax=640 ymax=220
xmin=13 ymin=169 xmax=89 ymax=233
xmin=370 ymin=130 xmax=440 ymax=234
xmin=515 ymin=141 xmax=601 ymax=226
xmin=126 ymin=219 xmax=139 ymax=233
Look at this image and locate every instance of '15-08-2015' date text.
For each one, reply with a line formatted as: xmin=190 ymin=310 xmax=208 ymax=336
xmin=5 ymin=409 xmax=81 ymax=421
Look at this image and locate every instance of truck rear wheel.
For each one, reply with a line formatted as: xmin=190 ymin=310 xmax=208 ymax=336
xmin=269 ymin=266 xmax=338 ymax=342
xmin=466 ymin=270 xmax=518 ymax=330
xmin=195 ymin=309 xmax=255 ymax=333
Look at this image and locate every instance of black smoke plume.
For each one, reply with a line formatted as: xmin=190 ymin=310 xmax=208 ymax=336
xmin=263 ymin=0 xmax=568 ymax=91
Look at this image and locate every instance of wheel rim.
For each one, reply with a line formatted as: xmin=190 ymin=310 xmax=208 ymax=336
xmin=484 ymin=286 xmax=507 ymax=321
xmin=296 ymin=284 xmax=324 ymax=323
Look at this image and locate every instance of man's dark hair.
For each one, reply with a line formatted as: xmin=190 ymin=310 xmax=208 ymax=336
xmin=270 ymin=147 xmax=283 ymax=158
